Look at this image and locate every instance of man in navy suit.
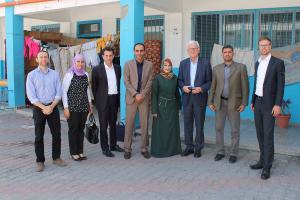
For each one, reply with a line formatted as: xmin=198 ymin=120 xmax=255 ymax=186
xmin=250 ymin=36 xmax=285 ymax=180
xmin=178 ymin=40 xmax=212 ymax=158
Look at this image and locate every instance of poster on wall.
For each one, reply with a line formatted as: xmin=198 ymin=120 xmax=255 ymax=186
xmin=271 ymin=44 xmax=300 ymax=85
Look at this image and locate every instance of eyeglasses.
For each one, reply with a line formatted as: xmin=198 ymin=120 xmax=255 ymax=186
xmin=259 ymin=44 xmax=271 ymax=48
xmin=188 ymin=48 xmax=199 ymax=51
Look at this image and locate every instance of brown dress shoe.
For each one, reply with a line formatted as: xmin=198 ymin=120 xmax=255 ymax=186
xmin=36 ymin=162 xmax=45 ymax=172
xmin=53 ymin=158 xmax=67 ymax=167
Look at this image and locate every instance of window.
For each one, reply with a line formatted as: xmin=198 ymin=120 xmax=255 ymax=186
xmin=222 ymin=14 xmax=253 ymax=50
xmin=31 ymin=24 xmax=60 ymax=33
xmin=296 ymin=12 xmax=300 ymax=44
xmin=260 ymin=12 xmax=293 ymax=48
xmin=116 ymin=18 xmax=120 ymax=34
xmin=193 ymin=14 xmax=219 ymax=59
xmin=144 ymin=15 xmax=164 ymax=41
xmin=77 ymin=20 xmax=102 ymax=38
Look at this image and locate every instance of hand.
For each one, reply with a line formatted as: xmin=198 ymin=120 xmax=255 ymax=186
xmin=192 ymin=87 xmax=202 ymax=94
xmin=183 ymin=86 xmax=191 ymax=94
xmin=152 ymin=113 xmax=158 ymax=118
xmin=135 ymin=94 xmax=144 ymax=104
xmin=42 ymin=106 xmax=53 ymax=115
xmin=272 ymin=105 xmax=281 ymax=117
xmin=88 ymin=103 xmax=93 ymax=114
xmin=64 ymin=108 xmax=70 ymax=119
xmin=209 ymin=104 xmax=216 ymax=112
xmin=237 ymin=105 xmax=245 ymax=113
xmin=251 ymin=104 xmax=254 ymax=112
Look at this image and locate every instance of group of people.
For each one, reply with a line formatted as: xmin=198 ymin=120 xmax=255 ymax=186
xmin=26 ymin=36 xmax=285 ymax=180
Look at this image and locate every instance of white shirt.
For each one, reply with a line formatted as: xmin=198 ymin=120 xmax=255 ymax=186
xmin=255 ymin=53 xmax=271 ymax=97
xmin=190 ymin=57 xmax=198 ymax=87
xmin=104 ymin=63 xmax=118 ymax=95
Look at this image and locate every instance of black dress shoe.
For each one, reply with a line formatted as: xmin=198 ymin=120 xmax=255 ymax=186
xmin=79 ymin=155 xmax=87 ymax=160
xmin=229 ymin=156 xmax=237 ymax=163
xmin=103 ymin=150 xmax=115 ymax=157
xmin=214 ymin=154 xmax=225 ymax=161
xmin=181 ymin=148 xmax=194 ymax=156
xmin=250 ymin=162 xmax=263 ymax=170
xmin=261 ymin=169 xmax=271 ymax=180
xmin=194 ymin=150 xmax=202 ymax=158
xmin=111 ymin=145 xmax=125 ymax=152
xmin=141 ymin=151 xmax=151 ymax=159
xmin=124 ymin=152 xmax=131 ymax=159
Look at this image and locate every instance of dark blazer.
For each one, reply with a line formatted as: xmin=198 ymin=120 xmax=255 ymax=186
xmin=178 ymin=57 xmax=212 ymax=107
xmin=91 ymin=63 xmax=121 ymax=111
xmin=251 ymin=56 xmax=285 ymax=110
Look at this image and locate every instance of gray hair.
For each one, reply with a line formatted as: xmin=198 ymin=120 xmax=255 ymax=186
xmin=187 ymin=40 xmax=200 ymax=49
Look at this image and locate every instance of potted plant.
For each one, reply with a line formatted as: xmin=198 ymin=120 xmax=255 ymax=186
xmin=276 ymin=99 xmax=291 ymax=128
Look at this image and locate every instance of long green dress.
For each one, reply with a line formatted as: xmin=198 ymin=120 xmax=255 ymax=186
xmin=151 ymin=74 xmax=182 ymax=158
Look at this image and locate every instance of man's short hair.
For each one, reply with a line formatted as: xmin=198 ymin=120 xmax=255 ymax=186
xmin=37 ymin=50 xmax=49 ymax=58
xmin=259 ymin=36 xmax=272 ymax=44
xmin=187 ymin=40 xmax=200 ymax=49
xmin=102 ymin=46 xmax=115 ymax=55
xmin=222 ymin=45 xmax=234 ymax=52
xmin=133 ymin=43 xmax=145 ymax=50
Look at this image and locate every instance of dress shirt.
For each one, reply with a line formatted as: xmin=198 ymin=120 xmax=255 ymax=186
xmin=104 ymin=63 xmax=118 ymax=95
xmin=26 ymin=66 xmax=62 ymax=105
xmin=136 ymin=60 xmax=143 ymax=93
xmin=222 ymin=64 xmax=231 ymax=98
xmin=190 ymin=57 xmax=198 ymax=87
xmin=255 ymin=53 xmax=271 ymax=97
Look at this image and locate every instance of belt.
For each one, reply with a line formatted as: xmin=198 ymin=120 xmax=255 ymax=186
xmin=221 ymin=96 xmax=228 ymax=100
xmin=255 ymin=95 xmax=263 ymax=101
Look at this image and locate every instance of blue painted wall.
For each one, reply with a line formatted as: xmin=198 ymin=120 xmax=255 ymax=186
xmin=172 ymin=67 xmax=300 ymax=124
xmin=0 ymin=60 xmax=4 ymax=79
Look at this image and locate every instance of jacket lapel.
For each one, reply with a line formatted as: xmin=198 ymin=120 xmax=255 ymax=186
xmin=228 ymin=62 xmax=237 ymax=79
xmin=100 ymin=64 xmax=108 ymax=89
xmin=132 ymin=60 xmax=138 ymax=88
xmin=194 ymin=59 xmax=201 ymax=84
xmin=186 ymin=60 xmax=191 ymax=85
xmin=263 ymin=56 xmax=274 ymax=84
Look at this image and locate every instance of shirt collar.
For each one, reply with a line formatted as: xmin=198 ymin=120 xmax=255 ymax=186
xmin=224 ymin=62 xmax=233 ymax=68
xmin=37 ymin=66 xmax=49 ymax=74
xmin=190 ymin=57 xmax=198 ymax=65
xmin=104 ymin=62 xmax=114 ymax=70
xmin=136 ymin=60 xmax=144 ymax=65
xmin=258 ymin=53 xmax=271 ymax=63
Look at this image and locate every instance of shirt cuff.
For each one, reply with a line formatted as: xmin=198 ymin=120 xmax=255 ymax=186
xmin=30 ymin=98 xmax=39 ymax=104
xmin=54 ymin=96 xmax=61 ymax=101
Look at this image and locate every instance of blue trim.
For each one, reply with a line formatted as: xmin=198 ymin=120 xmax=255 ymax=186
xmin=144 ymin=15 xmax=164 ymax=20
xmin=0 ymin=60 xmax=4 ymax=80
xmin=116 ymin=18 xmax=120 ymax=34
xmin=77 ymin=19 xmax=102 ymax=38
xmin=5 ymin=3 xmax=25 ymax=107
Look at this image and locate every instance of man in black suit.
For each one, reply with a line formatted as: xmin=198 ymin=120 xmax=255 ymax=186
xmin=178 ymin=40 xmax=212 ymax=158
xmin=250 ymin=36 xmax=285 ymax=180
xmin=92 ymin=47 xmax=124 ymax=157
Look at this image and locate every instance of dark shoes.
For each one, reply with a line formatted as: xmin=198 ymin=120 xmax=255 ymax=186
xmin=250 ymin=162 xmax=263 ymax=170
xmin=79 ymin=154 xmax=87 ymax=160
xmin=194 ymin=150 xmax=202 ymax=158
xmin=214 ymin=154 xmax=225 ymax=161
xmin=181 ymin=148 xmax=194 ymax=157
xmin=229 ymin=156 xmax=237 ymax=163
xmin=124 ymin=152 xmax=131 ymax=159
xmin=71 ymin=155 xmax=81 ymax=161
xmin=261 ymin=169 xmax=271 ymax=180
xmin=141 ymin=151 xmax=151 ymax=159
xmin=103 ymin=150 xmax=115 ymax=157
xmin=111 ymin=145 xmax=125 ymax=152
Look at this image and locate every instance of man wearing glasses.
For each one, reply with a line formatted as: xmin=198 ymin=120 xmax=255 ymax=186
xmin=250 ymin=36 xmax=285 ymax=180
xmin=178 ymin=40 xmax=212 ymax=158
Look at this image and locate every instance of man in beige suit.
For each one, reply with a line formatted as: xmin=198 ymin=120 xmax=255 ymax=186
xmin=208 ymin=45 xmax=249 ymax=163
xmin=123 ymin=43 xmax=153 ymax=159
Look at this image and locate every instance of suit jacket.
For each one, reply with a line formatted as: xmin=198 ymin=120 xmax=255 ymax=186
xmin=178 ymin=57 xmax=212 ymax=107
xmin=91 ymin=63 xmax=121 ymax=111
xmin=207 ymin=61 xmax=249 ymax=111
xmin=251 ymin=56 xmax=285 ymax=110
xmin=123 ymin=59 xmax=153 ymax=105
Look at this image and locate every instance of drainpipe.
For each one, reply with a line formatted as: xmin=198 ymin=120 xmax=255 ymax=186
xmin=0 ymin=0 xmax=55 ymax=7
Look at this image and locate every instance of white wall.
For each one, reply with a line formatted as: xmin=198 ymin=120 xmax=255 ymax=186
xmin=24 ymin=18 xmax=71 ymax=34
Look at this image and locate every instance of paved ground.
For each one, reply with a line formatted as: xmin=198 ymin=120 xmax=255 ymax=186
xmin=1 ymin=111 xmax=300 ymax=200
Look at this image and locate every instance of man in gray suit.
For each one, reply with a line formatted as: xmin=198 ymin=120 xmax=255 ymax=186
xmin=123 ymin=43 xmax=153 ymax=159
xmin=208 ymin=45 xmax=249 ymax=163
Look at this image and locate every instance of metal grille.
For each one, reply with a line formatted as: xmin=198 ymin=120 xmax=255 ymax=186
xmin=31 ymin=24 xmax=60 ymax=33
xmin=144 ymin=16 xmax=164 ymax=41
xmin=260 ymin=12 xmax=293 ymax=48
xmin=193 ymin=14 xmax=219 ymax=59
xmin=296 ymin=12 xmax=300 ymax=44
xmin=222 ymin=14 xmax=253 ymax=50
xmin=116 ymin=18 xmax=120 ymax=34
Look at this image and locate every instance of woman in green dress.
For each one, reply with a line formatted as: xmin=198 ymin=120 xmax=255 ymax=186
xmin=151 ymin=58 xmax=182 ymax=158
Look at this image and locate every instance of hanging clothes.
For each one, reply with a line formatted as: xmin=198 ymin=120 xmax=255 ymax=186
xmin=82 ymin=41 xmax=100 ymax=68
xmin=69 ymin=45 xmax=82 ymax=65
xmin=24 ymin=36 xmax=41 ymax=59
xmin=48 ymin=48 xmax=63 ymax=80
xmin=58 ymin=47 xmax=70 ymax=80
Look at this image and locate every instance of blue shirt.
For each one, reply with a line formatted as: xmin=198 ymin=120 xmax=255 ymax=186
xmin=26 ymin=67 xmax=62 ymax=105
xmin=136 ymin=60 xmax=143 ymax=93
xmin=222 ymin=64 xmax=231 ymax=98
xmin=190 ymin=57 xmax=198 ymax=87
